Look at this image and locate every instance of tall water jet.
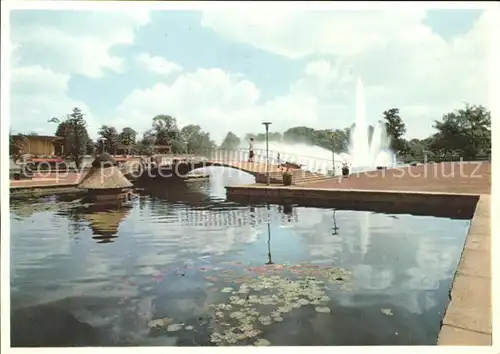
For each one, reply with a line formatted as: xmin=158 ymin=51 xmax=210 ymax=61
xmin=348 ymin=77 xmax=393 ymax=169
xmin=349 ymin=78 xmax=371 ymax=167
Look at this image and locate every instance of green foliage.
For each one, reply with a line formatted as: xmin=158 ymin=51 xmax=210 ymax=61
xmin=220 ymin=131 xmax=241 ymax=150
xmin=97 ymin=125 xmax=120 ymax=154
xmin=382 ymin=108 xmax=407 ymax=153
xmin=51 ymin=107 xmax=90 ymax=168
xmin=36 ymin=103 xmax=490 ymax=164
xmin=432 ymin=104 xmax=491 ymax=160
xmin=118 ymin=127 xmax=137 ymax=154
xmin=180 ymin=124 xmax=216 ymax=154
xmin=9 ymin=133 xmax=27 ymax=163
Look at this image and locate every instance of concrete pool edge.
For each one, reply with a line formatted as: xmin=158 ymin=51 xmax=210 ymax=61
xmin=225 ymin=185 xmax=492 ymax=346
xmin=225 ymin=185 xmax=480 ymax=219
xmin=438 ymin=194 xmax=491 ymax=345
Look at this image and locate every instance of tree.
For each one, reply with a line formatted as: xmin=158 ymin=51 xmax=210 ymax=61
xmin=220 ymin=132 xmax=241 ymax=150
xmin=433 ymin=104 xmax=491 ymax=160
xmin=97 ymin=125 xmax=119 ymax=154
xmin=49 ymin=107 xmax=90 ymax=168
xmin=9 ymin=133 xmax=27 ymax=163
xmin=313 ymin=129 xmax=349 ymax=153
xmin=118 ymin=127 xmax=137 ymax=154
xmin=180 ymin=124 xmax=216 ymax=154
xmin=283 ymin=126 xmax=316 ymax=144
xmin=382 ymin=108 xmax=407 ymax=153
xmin=150 ymin=114 xmax=184 ymax=152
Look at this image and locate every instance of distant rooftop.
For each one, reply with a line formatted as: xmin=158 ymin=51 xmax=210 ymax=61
xmin=12 ymin=134 xmax=64 ymax=141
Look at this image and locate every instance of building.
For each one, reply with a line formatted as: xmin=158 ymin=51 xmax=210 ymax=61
xmin=13 ymin=134 xmax=64 ymax=157
xmin=152 ymin=144 xmax=172 ymax=154
xmin=77 ymin=153 xmax=133 ymax=205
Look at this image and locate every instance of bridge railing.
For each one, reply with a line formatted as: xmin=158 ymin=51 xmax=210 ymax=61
xmin=150 ymin=147 xmax=342 ymax=175
xmin=171 ymin=204 xmax=299 ymax=228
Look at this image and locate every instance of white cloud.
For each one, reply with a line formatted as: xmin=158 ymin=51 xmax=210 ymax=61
xmin=12 ymin=11 xmax=150 ymax=78
xmin=10 ymin=64 xmax=98 ymax=136
xmin=10 ymin=11 xmax=150 ymax=136
xmin=112 ymin=68 xmax=262 ymax=142
xmin=9 ymin=8 xmax=492 ymax=143
xmin=136 ymin=53 xmax=183 ymax=77
xmin=200 ymin=9 xmax=490 ymax=138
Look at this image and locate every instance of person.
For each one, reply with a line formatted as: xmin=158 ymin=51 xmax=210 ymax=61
xmin=277 ymin=153 xmax=281 ymax=166
xmin=342 ymin=161 xmax=350 ymax=178
xmin=248 ymin=137 xmax=255 ymax=162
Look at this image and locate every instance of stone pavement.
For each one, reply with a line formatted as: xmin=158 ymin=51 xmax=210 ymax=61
xmin=10 ymin=172 xmax=83 ymax=189
xmin=300 ymin=162 xmax=491 ymax=194
xmin=438 ymin=194 xmax=492 ymax=345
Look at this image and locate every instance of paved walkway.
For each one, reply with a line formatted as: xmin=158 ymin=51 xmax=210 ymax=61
xmin=300 ymin=162 xmax=491 ymax=194
xmin=10 ymin=172 xmax=83 ymax=189
xmin=438 ymin=195 xmax=491 ymax=345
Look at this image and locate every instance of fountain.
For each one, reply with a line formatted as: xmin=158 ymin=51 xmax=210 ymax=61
xmin=348 ymin=77 xmax=393 ymax=169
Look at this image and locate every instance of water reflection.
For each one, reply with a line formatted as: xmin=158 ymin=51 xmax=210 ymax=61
xmin=9 ymin=181 xmax=471 ymax=346
xmin=266 ymin=204 xmax=273 ymax=265
xmin=82 ymin=206 xmax=132 ymax=244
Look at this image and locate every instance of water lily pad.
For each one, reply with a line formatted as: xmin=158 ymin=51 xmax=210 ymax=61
xmin=229 ymin=311 xmax=246 ymax=320
xmin=238 ymin=286 xmax=250 ymax=294
xmin=258 ymin=315 xmax=272 ymax=326
xmin=167 ymin=323 xmax=184 ymax=332
xmin=381 ymin=308 xmax=394 ymax=316
xmin=315 ymin=306 xmax=331 ymax=313
xmin=254 ymin=338 xmax=271 ymax=346
xmin=297 ymin=298 xmax=309 ymax=306
xmin=148 ymin=317 xmax=173 ymax=328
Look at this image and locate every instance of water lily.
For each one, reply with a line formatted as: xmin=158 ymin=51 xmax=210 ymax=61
xmin=381 ymin=308 xmax=394 ymax=316
xmin=229 ymin=311 xmax=246 ymax=320
xmin=254 ymin=338 xmax=271 ymax=346
xmin=166 ymin=323 xmax=184 ymax=332
xmin=148 ymin=317 xmax=173 ymax=328
xmin=315 ymin=306 xmax=331 ymax=313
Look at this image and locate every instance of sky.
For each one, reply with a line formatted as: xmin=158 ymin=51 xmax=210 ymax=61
xmin=8 ymin=5 xmax=490 ymax=144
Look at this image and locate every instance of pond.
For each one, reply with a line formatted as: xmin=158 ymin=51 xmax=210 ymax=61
xmin=10 ymin=179 xmax=470 ymax=346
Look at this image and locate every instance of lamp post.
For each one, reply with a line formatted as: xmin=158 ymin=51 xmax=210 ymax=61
xmin=99 ymin=138 xmax=107 ymax=154
xmin=330 ymin=129 xmax=335 ymax=176
xmin=262 ymin=121 xmax=272 ymax=185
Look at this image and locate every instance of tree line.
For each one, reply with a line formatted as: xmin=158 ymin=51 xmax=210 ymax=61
xmin=9 ymin=103 xmax=491 ymax=167
xmin=220 ymin=104 xmax=491 ymax=162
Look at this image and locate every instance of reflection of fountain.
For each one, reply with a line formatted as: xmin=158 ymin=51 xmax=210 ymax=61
xmin=348 ymin=78 xmax=393 ymax=169
xmin=359 ymin=212 xmax=371 ymax=258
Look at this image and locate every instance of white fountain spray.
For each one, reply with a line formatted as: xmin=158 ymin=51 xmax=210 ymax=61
xmin=348 ymin=77 xmax=393 ymax=169
xmin=349 ymin=78 xmax=372 ymax=167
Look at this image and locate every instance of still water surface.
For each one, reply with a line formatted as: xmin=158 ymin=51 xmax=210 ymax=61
xmin=10 ymin=179 xmax=470 ymax=346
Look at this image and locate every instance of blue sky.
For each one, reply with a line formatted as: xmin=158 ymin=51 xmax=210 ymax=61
xmin=9 ymin=7 xmax=488 ymax=143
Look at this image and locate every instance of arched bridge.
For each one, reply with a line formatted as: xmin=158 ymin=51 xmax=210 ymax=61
xmin=132 ymin=148 xmax=337 ymax=184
